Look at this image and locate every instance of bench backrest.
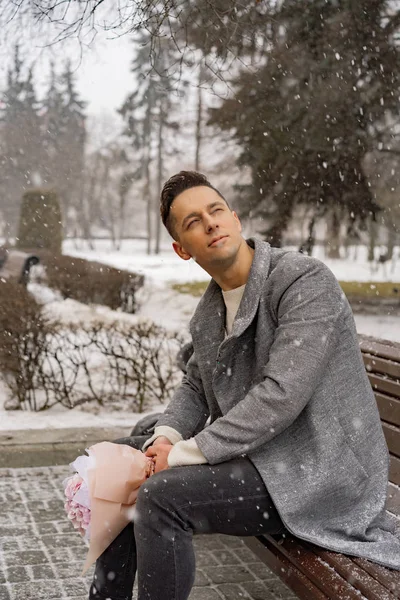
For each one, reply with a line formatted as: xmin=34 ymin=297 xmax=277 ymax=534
xmin=359 ymin=336 xmax=400 ymax=521
xmin=0 ymin=249 xmax=39 ymax=284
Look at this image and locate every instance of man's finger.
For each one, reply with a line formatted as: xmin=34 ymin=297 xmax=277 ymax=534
xmin=145 ymin=446 xmax=158 ymax=457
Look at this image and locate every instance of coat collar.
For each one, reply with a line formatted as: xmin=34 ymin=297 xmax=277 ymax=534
xmin=189 ymin=238 xmax=271 ymax=344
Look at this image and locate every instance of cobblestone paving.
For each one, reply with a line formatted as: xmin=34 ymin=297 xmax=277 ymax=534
xmin=0 ymin=466 xmax=296 ymax=600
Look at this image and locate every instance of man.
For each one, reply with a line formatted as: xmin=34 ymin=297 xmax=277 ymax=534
xmin=90 ymin=171 xmax=400 ymax=600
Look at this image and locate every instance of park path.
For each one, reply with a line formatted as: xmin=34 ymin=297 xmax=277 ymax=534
xmin=0 ymin=465 xmax=296 ymax=600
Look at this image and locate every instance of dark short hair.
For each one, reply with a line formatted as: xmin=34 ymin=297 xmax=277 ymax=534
xmin=160 ymin=170 xmax=228 ymax=239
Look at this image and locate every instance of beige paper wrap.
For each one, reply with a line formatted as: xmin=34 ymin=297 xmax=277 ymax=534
xmin=81 ymin=441 xmax=151 ymax=574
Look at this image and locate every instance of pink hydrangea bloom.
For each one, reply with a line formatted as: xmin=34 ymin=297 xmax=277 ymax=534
xmin=64 ymin=474 xmax=91 ymax=537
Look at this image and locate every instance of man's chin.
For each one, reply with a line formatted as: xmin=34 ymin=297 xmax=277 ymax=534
xmin=208 ymin=247 xmax=239 ymax=269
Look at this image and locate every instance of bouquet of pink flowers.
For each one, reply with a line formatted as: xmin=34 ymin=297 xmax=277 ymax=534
xmin=64 ymin=473 xmax=91 ymax=538
xmin=63 ymin=441 xmax=154 ymax=574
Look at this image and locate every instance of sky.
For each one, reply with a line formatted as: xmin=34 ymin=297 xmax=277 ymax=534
xmin=73 ymin=33 xmax=133 ymax=117
xmin=0 ymin=9 xmax=239 ymax=173
xmin=0 ymin=17 xmax=135 ymax=118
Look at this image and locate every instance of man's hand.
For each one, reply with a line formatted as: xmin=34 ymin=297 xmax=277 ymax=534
xmin=152 ymin=436 xmax=172 ymax=447
xmin=145 ymin=443 xmax=173 ymax=473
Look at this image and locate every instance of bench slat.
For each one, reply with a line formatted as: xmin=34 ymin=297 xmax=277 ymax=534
xmin=245 ymin=335 xmax=400 ymax=599
xmin=375 ymin=393 xmax=400 ymax=427
xmin=389 ymin=455 xmax=400 ymax=487
xmin=244 ymin=536 xmax=329 ymax=599
xmin=353 ymin=557 xmax=400 ymax=598
xmin=383 ymin=422 xmax=400 ymax=458
xmin=266 ymin=535 xmax=368 ymax=599
xmin=363 ymin=354 xmax=400 ymax=380
xmin=313 ymin=548 xmax=398 ymax=600
xmin=360 ymin=339 xmax=400 ymax=363
xmin=387 ymin=482 xmax=400 ymax=517
xmin=368 ymin=374 xmax=400 ymax=399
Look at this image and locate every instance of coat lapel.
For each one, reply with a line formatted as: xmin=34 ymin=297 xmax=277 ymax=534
xmin=230 ymin=238 xmax=271 ymax=338
xmin=189 ymin=278 xmax=225 ymax=366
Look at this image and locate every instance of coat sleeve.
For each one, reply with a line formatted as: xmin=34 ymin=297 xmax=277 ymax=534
xmin=195 ymin=260 xmax=346 ymax=464
xmin=154 ymin=350 xmax=210 ymax=440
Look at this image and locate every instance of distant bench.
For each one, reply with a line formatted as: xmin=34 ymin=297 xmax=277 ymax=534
xmin=244 ymin=335 xmax=400 ymax=599
xmin=0 ymin=248 xmax=39 ymax=285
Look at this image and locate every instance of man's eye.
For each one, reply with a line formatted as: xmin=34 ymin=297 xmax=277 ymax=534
xmin=188 ymin=219 xmax=198 ymax=228
xmin=212 ymin=208 xmax=223 ymax=213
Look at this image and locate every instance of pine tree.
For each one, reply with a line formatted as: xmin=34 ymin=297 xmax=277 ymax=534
xmin=119 ymin=32 xmax=183 ymax=254
xmin=40 ymin=61 xmax=86 ymax=237
xmin=209 ymin=0 xmax=400 ymax=248
xmin=59 ymin=61 xmax=86 ymax=232
xmin=0 ymin=46 xmax=42 ymax=241
xmin=41 ymin=63 xmax=65 ymax=190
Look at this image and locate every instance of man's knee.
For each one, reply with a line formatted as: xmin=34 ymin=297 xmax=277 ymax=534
xmin=136 ymin=468 xmax=183 ymax=515
xmin=112 ymin=435 xmax=146 ymax=450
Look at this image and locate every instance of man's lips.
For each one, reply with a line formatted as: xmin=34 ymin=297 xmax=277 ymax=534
xmin=208 ymin=235 xmax=228 ymax=247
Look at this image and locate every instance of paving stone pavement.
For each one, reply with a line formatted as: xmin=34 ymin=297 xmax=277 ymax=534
xmin=0 ymin=466 xmax=297 ymax=600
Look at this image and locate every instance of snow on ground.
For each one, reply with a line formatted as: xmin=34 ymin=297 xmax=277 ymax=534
xmin=63 ymin=238 xmax=209 ymax=284
xmin=63 ymin=238 xmax=400 ymax=283
xmin=0 ymin=238 xmax=399 ymax=431
xmin=353 ymin=314 xmax=400 ymax=343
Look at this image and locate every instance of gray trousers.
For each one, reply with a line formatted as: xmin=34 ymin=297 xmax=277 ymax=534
xmin=89 ymin=435 xmax=284 ymax=600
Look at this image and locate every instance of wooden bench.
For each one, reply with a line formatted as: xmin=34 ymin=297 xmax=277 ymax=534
xmin=244 ymin=334 xmax=400 ymax=599
xmin=0 ymin=248 xmax=39 ymax=285
xmin=131 ymin=335 xmax=400 ymax=597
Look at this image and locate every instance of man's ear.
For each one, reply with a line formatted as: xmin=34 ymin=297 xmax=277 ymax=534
xmin=172 ymin=241 xmax=192 ymax=261
xmin=232 ymin=210 xmax=242 ymax=233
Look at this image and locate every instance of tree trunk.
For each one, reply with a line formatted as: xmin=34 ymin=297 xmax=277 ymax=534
xmin=304 ymin=216 xmax=316 ymax=255
xmin=144 ymin=159 xmax=152 ymax=255
xmin=3 ymin=219 xmax=11 ymax=245
xmin=117 ymin=191 xmax=125 ymax=253
xmin=327 ymin=210 xmax=341 ymax=259
xmin=77 ymin=189 xmax=94 ymax=251
xmin=368 ymin=217 xmax=377 ymax=262
xmin=387 ymin=226 xmax=396 ymax=260
xmin=265 ymin=211 xmax=291 ymax=247
xmin=155 ymin=101 xmax=164 ymax=255
xmin=143 ymin=88 xmax=154 ymax=255
xmin=195 ymin=71 xmax=203 ymax=171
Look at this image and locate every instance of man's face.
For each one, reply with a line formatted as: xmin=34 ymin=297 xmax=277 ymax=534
xmin=170 ymin=186 xmax=243 ymax=271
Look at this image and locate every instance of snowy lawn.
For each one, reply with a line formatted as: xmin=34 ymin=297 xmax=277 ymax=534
xmin=0 ymin=238 xmax=399 ymax=432
xmin=63 ymin=238 xmax=400 ymax=283
xmin=63 ymin=237 xmax=400 ymax=343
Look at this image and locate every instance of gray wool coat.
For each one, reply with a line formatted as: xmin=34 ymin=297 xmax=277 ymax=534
xmin=156 ymin=237 xmax=400 ymax=570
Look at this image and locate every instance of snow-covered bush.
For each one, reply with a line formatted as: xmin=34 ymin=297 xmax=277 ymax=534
xmin=16 ymin=188 xmax=63 ymax=254
xmin=37 ymin=253 xmax=144 ymax=313
xmin=0 ymin=293 xmax=183 ymax=412
xmin=41 ymin=320 xmax=183 ymax=412
xmin=0 ymin=280 xmax=57 ymax=411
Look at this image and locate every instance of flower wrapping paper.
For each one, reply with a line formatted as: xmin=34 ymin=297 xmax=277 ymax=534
xmin=63 ymin=441 xmax=154 ymax=574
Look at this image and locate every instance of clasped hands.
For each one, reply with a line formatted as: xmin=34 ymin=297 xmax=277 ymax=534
xmin=145 ymin=436 xmax=173 ymax=473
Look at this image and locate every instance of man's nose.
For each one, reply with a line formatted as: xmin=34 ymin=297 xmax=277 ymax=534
xmin=204 ymin=214 xmax=219 ymax=233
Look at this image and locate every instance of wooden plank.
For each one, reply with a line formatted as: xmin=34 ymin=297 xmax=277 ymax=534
xmin=353 ymin=557 xmax=400 ymax=598
xmin=266 ymin=535 xmax=366 ymax=599
xmin=363 ymin=354 xmax=400 ymax=380
xmin=389 ymin=455 xmax=400 ymax=487
xmin=244 ymin=536 xmax=329 ymax=599
xmin=375 ymin=393 xmax=400 ymax=427
xmin=387 ymin=482 xmax=400 ymax=517
xmin=360 ymin=337 xmax=400 ymax=362
xmin=382 ymin=422 xmax=400 ymax=458
xmin=313 ymin=548 xmax=398 ymax=600
xmin=368 ymin=374 xmax=400 ymax=399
